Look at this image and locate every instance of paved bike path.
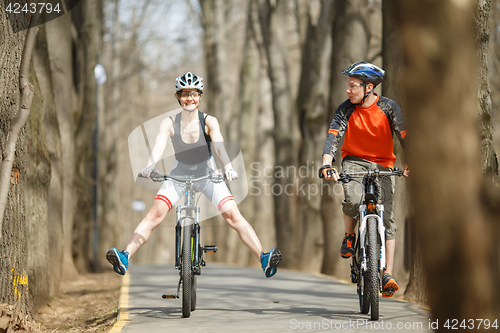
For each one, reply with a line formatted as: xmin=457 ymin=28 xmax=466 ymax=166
xmin=116 ymin=264 xmax=431 ymax=333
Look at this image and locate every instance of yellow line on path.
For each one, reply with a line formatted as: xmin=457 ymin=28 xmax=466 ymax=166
xmin=109 ymin=274 xmax=130 ymax=332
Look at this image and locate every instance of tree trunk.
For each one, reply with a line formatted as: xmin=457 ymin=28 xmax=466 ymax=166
xmin=234 ymin=0 xmax=262 ymax=265
xmin=0 ymin=1 xmax=32 ymax=315
xmin=44 ymin=12 xmax=79 ymax=279
xmin=258 ymin=0 xmax=301 ymax=268
xmin=476 ymin=0 xmax=499 ymax=180
xmin=490 ymin=0 xmax=500 ymax=165
xmin=322 ymin=0 xmax=382 ymax=277
xmin=33 ymin=24 xmax=64 ymax=297
xmin=382 ymin=0 xmax=417 ymax=301
xmin=199 ymin=0 xmax=235 ymax=263
xmin=394 ymin=0 xmax=497 ymax=324
xmin=25 ymin=61 xmax=52 ymax=310
xmin=296 ymin=0 xmax=334 ymax=272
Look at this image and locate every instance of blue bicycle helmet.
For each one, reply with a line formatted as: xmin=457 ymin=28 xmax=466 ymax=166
xmin=343 ymin=62 xmax=384 ymax=105
xmin=342 ymin=62 xmax=385 ymax=86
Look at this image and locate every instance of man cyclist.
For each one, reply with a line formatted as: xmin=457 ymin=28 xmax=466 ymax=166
xmin=106 ymin=72 xmax=282 ymax=278
xmin=319 ymin=62 xmax=409 ymax=297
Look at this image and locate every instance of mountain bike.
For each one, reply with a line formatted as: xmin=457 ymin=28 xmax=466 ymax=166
xmin=139 ymin=171 xmax=224 ymax=318
xmin=337 ymin=168 xmax=404 ymax=321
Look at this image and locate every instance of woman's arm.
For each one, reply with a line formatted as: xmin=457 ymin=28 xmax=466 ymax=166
xmin=145 ymin=117 xmax=174 ymax=170
xmin=205 ymin=115 xmax=237 ymax=179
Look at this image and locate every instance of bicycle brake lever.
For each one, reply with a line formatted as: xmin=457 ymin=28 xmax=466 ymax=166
xmin=338 ymin=173 xmax=351 ymax=183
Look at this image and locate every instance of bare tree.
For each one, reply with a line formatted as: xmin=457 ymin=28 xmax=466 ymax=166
xmin=381 ymin=0 xmax=421 ymax=303
xmin=295 ymin=0 xmax=334 ymax=272
xmin=0 ymin=12 xmax=39 ymax=238
xmin=0 ymin=2 xmax=42 ymax=318
xmin=394 ymin=0 xmax=498 ymax=324
xmin=257 ymin=0 xmax=301 ymax=268
xmin=322 ymin=0 xmax=383 ymax=277
xmin=32 ymin=23 xmax=65 ymax=298
xmin=476 ymin=0 xmax=499 ymax=180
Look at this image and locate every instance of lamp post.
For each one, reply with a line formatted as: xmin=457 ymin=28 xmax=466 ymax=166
xmin=93 ymin=62 xmax=106 ymax=263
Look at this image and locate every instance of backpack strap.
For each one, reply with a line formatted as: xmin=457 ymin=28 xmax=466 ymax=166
xmin=199 ymin=111 xmax=212 ymax=155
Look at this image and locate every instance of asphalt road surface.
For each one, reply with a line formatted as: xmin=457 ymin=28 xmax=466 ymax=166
xmin=116 ymin=264 xmax=430 ymax=333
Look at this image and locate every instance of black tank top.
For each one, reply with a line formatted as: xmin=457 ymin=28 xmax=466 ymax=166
xmin=171 ymin=111 xmax=212 ymax=165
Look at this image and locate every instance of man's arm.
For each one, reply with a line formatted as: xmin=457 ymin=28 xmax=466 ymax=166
xmin=322 ymin=100 xmax=352 ymax=161
xmin=322 ymin=154 xmax=333 ymax=166
xmin=320 ymin=103 xmax=350 ymax=181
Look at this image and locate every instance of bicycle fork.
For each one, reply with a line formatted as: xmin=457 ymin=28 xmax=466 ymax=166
xmin=358 ymin=204 xmax=386 ymax=274
xmin=175 ymin=205 xmax=201 ymax=269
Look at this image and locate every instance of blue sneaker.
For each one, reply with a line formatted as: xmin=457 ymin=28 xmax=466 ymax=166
xmin=106 ymin=248 xmax=129 ymax=275
xmin=260 ymin=248 xmax=282 ymax=278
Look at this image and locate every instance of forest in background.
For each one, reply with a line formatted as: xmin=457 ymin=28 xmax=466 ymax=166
xmin=1 ymin=0 xmax=500 ymax=329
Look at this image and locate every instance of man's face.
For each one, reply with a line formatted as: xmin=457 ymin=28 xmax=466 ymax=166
xmin=346 ymin=77 xmax=372 ymax=104
xmin=177 ymin=89 xmax=201 ymax=111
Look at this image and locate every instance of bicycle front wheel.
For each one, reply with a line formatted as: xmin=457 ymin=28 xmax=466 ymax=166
xmin=182 ymin=223 xmax=192 ymax=318
xmin=355 ymin=240 xmax=369 ymax=314
xmin=366 ymin=216 xmax=380 ymax=320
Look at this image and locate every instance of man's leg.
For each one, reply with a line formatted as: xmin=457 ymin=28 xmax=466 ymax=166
xmin=343 ymin=213 xmax=357 ymax=233
xmin=382 ymin=238 xmax=399 ymax=297
xmin=380 ymin=171 xmax=398 ymax=296
xmin=340 ymin=214 xmax=357 ymax=258
xmin=384 ymin=238 xmax=396 ymax=275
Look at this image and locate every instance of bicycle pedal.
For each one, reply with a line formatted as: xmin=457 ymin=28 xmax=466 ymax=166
xmin=382 ymin=289 xmax=395 ymax=298
xmin=203 ymin=245 xmax=218 ymax=253
xmin=162 ymin=294 xmax=179 ymax=299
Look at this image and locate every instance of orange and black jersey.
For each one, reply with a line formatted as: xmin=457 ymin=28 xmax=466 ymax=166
xmin=322 ymin=94 xmax=406 ymax=169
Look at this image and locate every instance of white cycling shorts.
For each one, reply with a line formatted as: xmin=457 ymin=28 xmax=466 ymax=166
xmin=154 ymin=159 xmax=234 ymax=212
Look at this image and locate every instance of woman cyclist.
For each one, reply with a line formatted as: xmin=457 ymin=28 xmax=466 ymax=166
xmin=107 ymin=72 xmax=282 ymax=278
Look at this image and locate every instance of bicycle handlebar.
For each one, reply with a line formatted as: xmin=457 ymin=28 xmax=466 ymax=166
xmin=337 ymin=168 xmax=404 ymax=183
xmin=138 ymin=172 xmax=226 ymax=184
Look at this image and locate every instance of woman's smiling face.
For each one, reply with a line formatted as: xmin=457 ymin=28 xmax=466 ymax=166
xmin=177 ymin=89 xmax=201 ymax=111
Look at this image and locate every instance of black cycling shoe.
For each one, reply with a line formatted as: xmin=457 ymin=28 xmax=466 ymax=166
xmin=340 ymin=233 xmax=356 ymax=258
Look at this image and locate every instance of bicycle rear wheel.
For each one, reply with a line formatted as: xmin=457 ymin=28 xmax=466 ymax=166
xmin=182 ymin=223 xmax=192 ymax=318
xmin=366 ymin=216 xmax=380 ymax=320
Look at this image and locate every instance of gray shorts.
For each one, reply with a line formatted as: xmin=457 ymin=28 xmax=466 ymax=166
xmin=341 ymin=156 xmax=396 ymax=240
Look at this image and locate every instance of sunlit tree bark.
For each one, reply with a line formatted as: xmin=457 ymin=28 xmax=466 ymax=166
xmin=394 ymin=0 xmax=498 ymax=324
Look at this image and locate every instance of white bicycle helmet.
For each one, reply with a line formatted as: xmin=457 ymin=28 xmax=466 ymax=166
xmin=175 ymin=72 xmax=204 ymax=91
